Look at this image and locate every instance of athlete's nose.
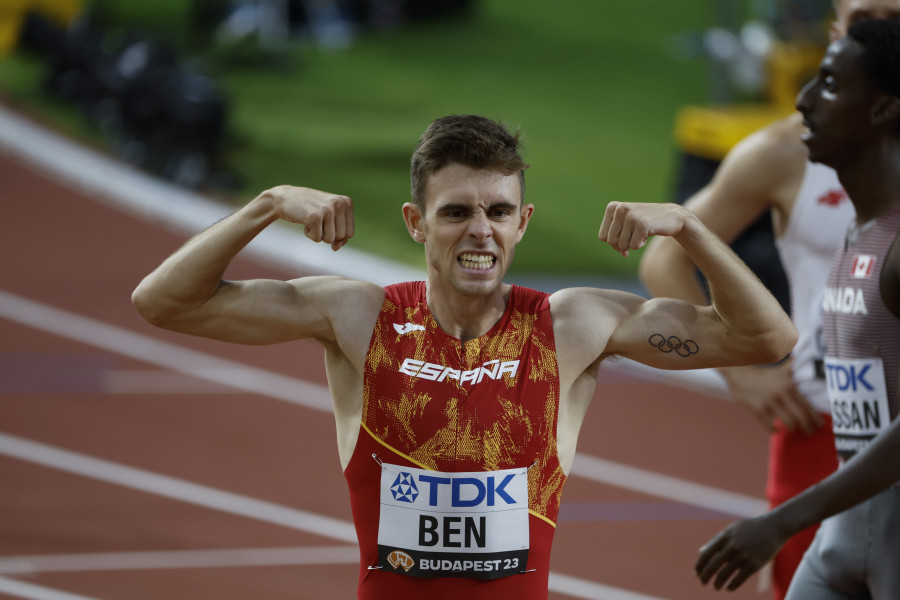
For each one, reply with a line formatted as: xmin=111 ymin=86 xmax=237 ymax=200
xmin=796 ymin=77 xmax=815 ymax=114
xmin=468 ymin=210 xmax=493 ymax=242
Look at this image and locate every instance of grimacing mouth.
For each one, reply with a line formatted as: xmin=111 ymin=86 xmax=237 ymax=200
xmin=458 ymin=252 xmax=496 ymax=270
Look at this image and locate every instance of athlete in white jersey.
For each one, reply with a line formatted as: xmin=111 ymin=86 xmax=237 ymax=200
xmin=776 ymin=160 xmax=855 ymax=411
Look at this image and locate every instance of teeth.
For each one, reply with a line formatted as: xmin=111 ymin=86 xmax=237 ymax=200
xmin=459 ymin=253 xmax=495 ymax=270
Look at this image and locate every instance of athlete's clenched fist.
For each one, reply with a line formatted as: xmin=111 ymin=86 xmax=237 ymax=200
xmin=262 ymin=185 xmax=355 ymax=251
xmin=598 ymin=202 xmax=692 ymax=257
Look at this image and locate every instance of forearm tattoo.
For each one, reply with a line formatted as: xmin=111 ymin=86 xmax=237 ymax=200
xmin=649 ymin=334 xmax=699 ymax=357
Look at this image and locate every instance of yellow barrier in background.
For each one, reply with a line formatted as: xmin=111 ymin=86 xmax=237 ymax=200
xmin=0 ymin=0 xmax=83 ymax=56
xmin=674 ymin=40 xmax=824 ymax=161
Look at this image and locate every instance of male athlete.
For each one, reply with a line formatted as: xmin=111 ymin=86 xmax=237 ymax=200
xmin=695 ymin=18 xmax=900 ymax=597
xmin=133 ymin=114 xmax=796 ymax=599
xmin=640 ymin=2 xmax=900 ymax=596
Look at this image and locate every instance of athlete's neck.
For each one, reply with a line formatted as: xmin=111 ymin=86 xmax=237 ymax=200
xmin=425 ymin=283 xmax=511 ymax=342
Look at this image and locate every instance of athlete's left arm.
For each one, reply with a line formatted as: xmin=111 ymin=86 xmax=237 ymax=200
xmin=695 ymin=409 xmax=900 ymax=591
xmin=589 ymin=202 xmax=797 ymax=371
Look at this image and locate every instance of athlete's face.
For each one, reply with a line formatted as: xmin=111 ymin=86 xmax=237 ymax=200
xmin=796 ymin=37 xmax=881 ymax=167
xmin=832 ymin=0 xmax=900 ymax=40
xmin=403 ymin=162 xmax=533 ymax=298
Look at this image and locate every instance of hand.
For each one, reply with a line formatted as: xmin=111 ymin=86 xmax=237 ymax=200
xmin=719 ymin=360 xmax=823 ymax=435
xmin=598 ymin=202 xmax=689 ymax=257
xmin=695 ymin=514 xmax=787 ymax=591
xmin=266 ymin=185 xmax=355 ymax=251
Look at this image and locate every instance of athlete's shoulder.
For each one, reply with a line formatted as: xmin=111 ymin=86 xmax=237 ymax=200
xmin=510 ymin=284 xmax=551 ymax=314
xmin=732 ymin=113 xmax=807 ymax=170
xmin=384 ymin=281 xmax=426 ymax=305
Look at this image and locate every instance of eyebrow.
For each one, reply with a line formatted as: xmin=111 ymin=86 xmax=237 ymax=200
xmin=435 ymin=201 xmax=519 ymax=214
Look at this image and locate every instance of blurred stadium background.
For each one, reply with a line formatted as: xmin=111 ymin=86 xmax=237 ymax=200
xmin=0 ymin=0 xmax=834 ymax=283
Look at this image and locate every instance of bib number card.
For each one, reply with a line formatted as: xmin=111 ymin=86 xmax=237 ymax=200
xmin=376 ymin=463 xmax=529 ymax=579
xmin=825 ymin=357 xmax=891 ymax=461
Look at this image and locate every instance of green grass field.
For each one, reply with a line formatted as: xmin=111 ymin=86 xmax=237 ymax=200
xmin=0 ymin=0 xmax=721 ymax=277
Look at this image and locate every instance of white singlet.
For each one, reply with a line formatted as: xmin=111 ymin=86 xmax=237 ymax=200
xmin=775 ymin=161 xmax=855 ymax=413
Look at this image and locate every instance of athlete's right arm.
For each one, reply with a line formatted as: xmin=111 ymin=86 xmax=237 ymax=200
xmin=131 ymin=185 xmax=384 ymax=346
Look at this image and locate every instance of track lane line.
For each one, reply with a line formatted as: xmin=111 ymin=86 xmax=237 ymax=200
xmin=0 ymin=577 xmax=105 ymax=600
xmin=0 ymin=546 xmax=361 ymax=574
xmin=0 ymin=431 xmax=358 ymax=543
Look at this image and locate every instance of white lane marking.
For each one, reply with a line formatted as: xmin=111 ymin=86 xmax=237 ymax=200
xmin=571 ymin=454 xmax=766 ymax=517
xmin=0 ymin=546 xmax=360 ymax=574
xmin=0 ymin=577 xmax=104 ymax=600
xmin=0 ymin=433 xmax=667 ymax=600
xmin=102 ymin=369 xmax=241 ymax=394
xmin=0 ymin=289 xmax=333 ymax=412
xmin=0 ymin=289 xmax=763 ymax=518
xmin=0 ymin=432 xmax=358 ymax=544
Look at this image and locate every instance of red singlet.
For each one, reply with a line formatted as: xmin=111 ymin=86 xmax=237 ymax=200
xmin=344 ymin=282 xmax=566 ymax=599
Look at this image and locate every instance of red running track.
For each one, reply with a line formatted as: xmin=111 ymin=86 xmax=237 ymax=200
xmin=0 ymin=117 xmax=772 ymax=600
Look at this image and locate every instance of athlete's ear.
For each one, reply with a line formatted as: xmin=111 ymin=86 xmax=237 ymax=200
xmin=828 ymin=20 xmax=841 ymax=43
xmin=402 ymin=202 xmax=426 ymax=243
xmin=872 ymin=95 xmax=900 ymax=128
xmin=515 ymin=203 xmax=534 ymax=244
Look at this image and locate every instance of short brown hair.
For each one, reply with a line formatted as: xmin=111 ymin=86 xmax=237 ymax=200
xmin=409 ymin=115 xmax=529 ymax=210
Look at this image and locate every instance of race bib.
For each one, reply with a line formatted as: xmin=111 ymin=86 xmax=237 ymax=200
xmin=824 ymin=357 xmax=891 ymax=461
xmin=376 ymin=462 xmax=529 ymax=579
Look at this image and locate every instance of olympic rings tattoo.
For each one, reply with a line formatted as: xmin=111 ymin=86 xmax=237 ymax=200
xmin=649 ymin=334 xmax=699 ymax=357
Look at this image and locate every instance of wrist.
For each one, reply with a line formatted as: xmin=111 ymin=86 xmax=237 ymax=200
xmin=769 ymin=498 xmax=815 ymax=539
xmin=248 ymin=187 xmax=284 ymax=224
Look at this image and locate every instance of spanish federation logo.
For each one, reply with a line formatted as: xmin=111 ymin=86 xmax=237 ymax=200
xmin=394 ymin=322 xmax=426 ymax=335
xmin=390 ymin=472 xmax=419 ymax=503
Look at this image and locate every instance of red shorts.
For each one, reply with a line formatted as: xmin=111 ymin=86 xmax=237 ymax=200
xmin=766 ymin=414 xmax=838 ymax=600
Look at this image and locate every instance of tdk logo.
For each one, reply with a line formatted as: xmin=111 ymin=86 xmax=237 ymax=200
xmin=390 ymin=472 xmax=420 ymax=503
xmin=392 ymin=473 xmax=518 ymax=507
xmin=825 ymin=363 xmax=875 ymax=392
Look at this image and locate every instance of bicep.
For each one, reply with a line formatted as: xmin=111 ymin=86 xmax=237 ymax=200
xmin=604 ymin=296 xmax=761 ymax=370
xmin=162 ymin=276 xmax=367 ymax=345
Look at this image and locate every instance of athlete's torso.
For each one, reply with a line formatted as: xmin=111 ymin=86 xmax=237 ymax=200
xmin=822 ymin=202 xmax=900 ymax=463
xmin=776 ymin=161 xmax=855 ymax=412
xmin=344 ymin=282 xmax=566 ymax=599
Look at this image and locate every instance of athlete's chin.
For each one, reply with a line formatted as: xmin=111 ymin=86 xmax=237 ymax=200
xmin=453 ymin=275 xmax=502 ymax=297
xmin=802 ymin=139 xmax=826 ymax=165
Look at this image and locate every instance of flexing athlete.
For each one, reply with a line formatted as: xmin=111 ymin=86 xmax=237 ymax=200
xmin=133 ymin=114 xmax=796 ymax=599
xmin=641 ymin=3 xmax=900 ymax=597
xmin=695 ymin=19 xmax=900 ymax=597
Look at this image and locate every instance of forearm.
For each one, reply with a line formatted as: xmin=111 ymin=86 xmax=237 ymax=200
xmin=132 ymin=192 xmax=279 ymax=324
xmin=772 ymin=417 xmax=900 ymax=535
